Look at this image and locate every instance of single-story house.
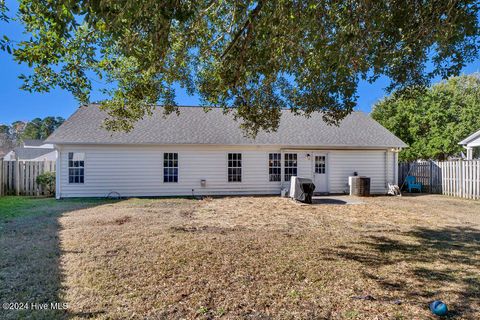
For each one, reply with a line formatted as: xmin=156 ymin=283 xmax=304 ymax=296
xmin=46 ymin=104 xmax=407 ymax=199
xmin=459 ymin=129 xmax=480 ymax=159
xmin=3 ymin=139 xmax=57 ymax=161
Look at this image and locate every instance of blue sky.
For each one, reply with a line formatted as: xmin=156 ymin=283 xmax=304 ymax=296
xmin=0 ymin=1 xmax=479 ymax=125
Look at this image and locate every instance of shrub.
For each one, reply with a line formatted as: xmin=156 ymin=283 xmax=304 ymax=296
xmin=36 ymin=172 xmax=56 ymax=196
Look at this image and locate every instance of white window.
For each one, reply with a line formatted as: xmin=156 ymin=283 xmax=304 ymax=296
xmin=228 ymin=153 xmax=242 ymax=182
xmin=315 ymin=156 xmax=326 ymax=174
xmin=284 ymin=153 xmax=297 ymax=181
xmin=163 ymin=153 xmax=178 ymax=183
xmin=269 ymin=153 xmax=281 ymax=181
xmin=68 ymin=152 xmax=85 ymax=184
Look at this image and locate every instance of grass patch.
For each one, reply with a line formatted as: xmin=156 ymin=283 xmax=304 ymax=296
xmin=0 ymin=196 xmax=118 ymax=320
xmin=0 ymin=196 xmax=115 ymax=222
xmin=0 ymin=196 xmax=57 ymax=221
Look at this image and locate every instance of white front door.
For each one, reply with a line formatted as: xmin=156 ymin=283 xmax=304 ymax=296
xmin=313 ymin=154 xmax=328 ymax=193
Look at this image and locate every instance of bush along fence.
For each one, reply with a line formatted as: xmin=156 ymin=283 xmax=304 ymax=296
xmin=399 ymin=160 xmax=480 ymax=200
xmin=0 ymin=160 xmax=56 ymax=196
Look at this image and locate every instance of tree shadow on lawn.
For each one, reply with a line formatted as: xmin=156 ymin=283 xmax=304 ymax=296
xmin=0 ymin=198 xmax=119 ymax=320
xmin=321 ymin=226 xmax=480 ymax=318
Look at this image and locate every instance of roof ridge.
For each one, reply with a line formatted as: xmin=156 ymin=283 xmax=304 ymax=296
xmin=83 ymin=103 xmax=366 ymax=114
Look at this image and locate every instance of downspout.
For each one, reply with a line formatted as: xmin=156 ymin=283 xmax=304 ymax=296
xmin=393 ymin=152 xmax=397 ymax=185
xmin=280 ymin=150 xmax=285 ymax=188
xmin=384 ymin=151 xmax=388 ymax=189
xmin=391 ymin=148 xmax=402 ymax=185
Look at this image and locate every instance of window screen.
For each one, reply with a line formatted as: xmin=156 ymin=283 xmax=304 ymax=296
xmin=68 ymin=152 xmax=85 ymax=184
xmin=163 ymin=153 xmax=178 ymax=183
xmin=284 ymin=153 xmax=297 ymax=181
xmin=228 ymin=153 xmax=242 ymax=182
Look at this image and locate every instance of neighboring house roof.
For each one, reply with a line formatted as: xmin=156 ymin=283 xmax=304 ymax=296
xmin=459 ymin=129 xmax=480 ymax=145
xmin=22 ymin=139 xmax=54 ymax=149
xmin=11 ymin=147 xmax=55 ymax=160
xmin=46 ymin=104 xmax=407 ymax=148
xmin=23 ymin=139 xmax=46 ymax=147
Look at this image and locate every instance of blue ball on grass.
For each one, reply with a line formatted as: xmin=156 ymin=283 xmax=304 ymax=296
xmin=430 ymin=300 xmax=448 ymax=316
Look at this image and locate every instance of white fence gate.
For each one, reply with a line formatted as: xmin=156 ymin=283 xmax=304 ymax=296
xmin=0 ymin=160 xmax=56 ymax=196
xmin=399 ymin=160 xmax=480 ymax=200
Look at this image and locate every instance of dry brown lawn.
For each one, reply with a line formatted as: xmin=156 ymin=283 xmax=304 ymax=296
xmin=1 ymin=195 xmax=480 ymax=319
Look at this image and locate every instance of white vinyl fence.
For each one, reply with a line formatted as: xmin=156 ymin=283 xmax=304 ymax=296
xmin=0 ymin=160 xmax=56 ymax=196
xmin=399 ymin=160 xmax=480 ymax=199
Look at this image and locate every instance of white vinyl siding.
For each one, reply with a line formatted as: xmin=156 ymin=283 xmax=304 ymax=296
xmin=56 ymin=145 xmax=397 ymax=197
xmin=328 ymin=150 xmax=394 ymax=194
xmin=57 ymin=145 xmax=281 ymax=197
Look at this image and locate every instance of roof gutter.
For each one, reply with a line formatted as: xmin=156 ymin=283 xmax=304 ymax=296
xmin=49 ymin=142 xmax=407 ymax=149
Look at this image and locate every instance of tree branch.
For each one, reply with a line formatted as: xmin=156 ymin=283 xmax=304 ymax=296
xmin=220 ymin=0 xmax=263 ymax=59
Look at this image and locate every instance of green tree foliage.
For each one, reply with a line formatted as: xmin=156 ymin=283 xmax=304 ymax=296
xmin=0 ymin=121 xmax=25 ymax=150
xmin=2 ymin=1 xmax=480 ymax=136
xmin=371 ymin=74 xmax=480 ymax=161
xmin=0 ymin=124 xmax=14 ymax=152
xmin=21 ymin=116 xmax=65 ymax=140
xmin=0 ymin=117 xmax=64 ymax=148
xmin=0 ymin=0 xmax=9 ymax=52
xmin=0 ymin=124 xmax=9 ymax=134
xmin=22 ymin=118 xmax=43 ymax=140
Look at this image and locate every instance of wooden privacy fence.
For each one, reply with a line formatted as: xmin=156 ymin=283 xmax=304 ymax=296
xmin=0 ymin=160 xmax=56 ymax=196
xmin=399 ymin=160 xmax=480 ymax=199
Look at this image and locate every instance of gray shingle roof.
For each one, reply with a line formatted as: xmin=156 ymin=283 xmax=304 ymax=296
xmin=23 ymin=139 xmax=46 ymax=147
xmin=13 ymin=147 xmax=54 ymax=160
xmin=46 ymin=104 xmax=407 ymax=148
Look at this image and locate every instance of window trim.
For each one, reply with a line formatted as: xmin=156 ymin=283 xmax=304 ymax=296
xmin=163 ymin=152 xmax=179 ymax=183
xmin=268 ymin=153 xmax=282 ymax=182
xmin=284 ymin=153 xmax=298 ymax=182
xmin=227 ymin=153 xmax=242 ymax=183
xmin=68 ymin=152 xmax=85 ymax=184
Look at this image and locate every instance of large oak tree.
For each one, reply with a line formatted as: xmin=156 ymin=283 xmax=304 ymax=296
xmin=1 ymin=1 xmax=479 ymax=135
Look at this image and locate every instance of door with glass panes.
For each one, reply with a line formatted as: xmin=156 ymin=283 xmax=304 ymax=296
xmin=313 ymin=154 xmax=328 ymax=193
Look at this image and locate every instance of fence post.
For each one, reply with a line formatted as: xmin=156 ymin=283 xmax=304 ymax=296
xmin=18 ymin=161 xmax=24 ymax=195
xmin=459 ymin=159 xmax=463 ymax=198
xmin=41 ymin=159 xmax=47 ymax=196
xmin=428 ymin=160 xmax=434 ymax=193
xmin=14 ymin=159 xmax=20 ymax=196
